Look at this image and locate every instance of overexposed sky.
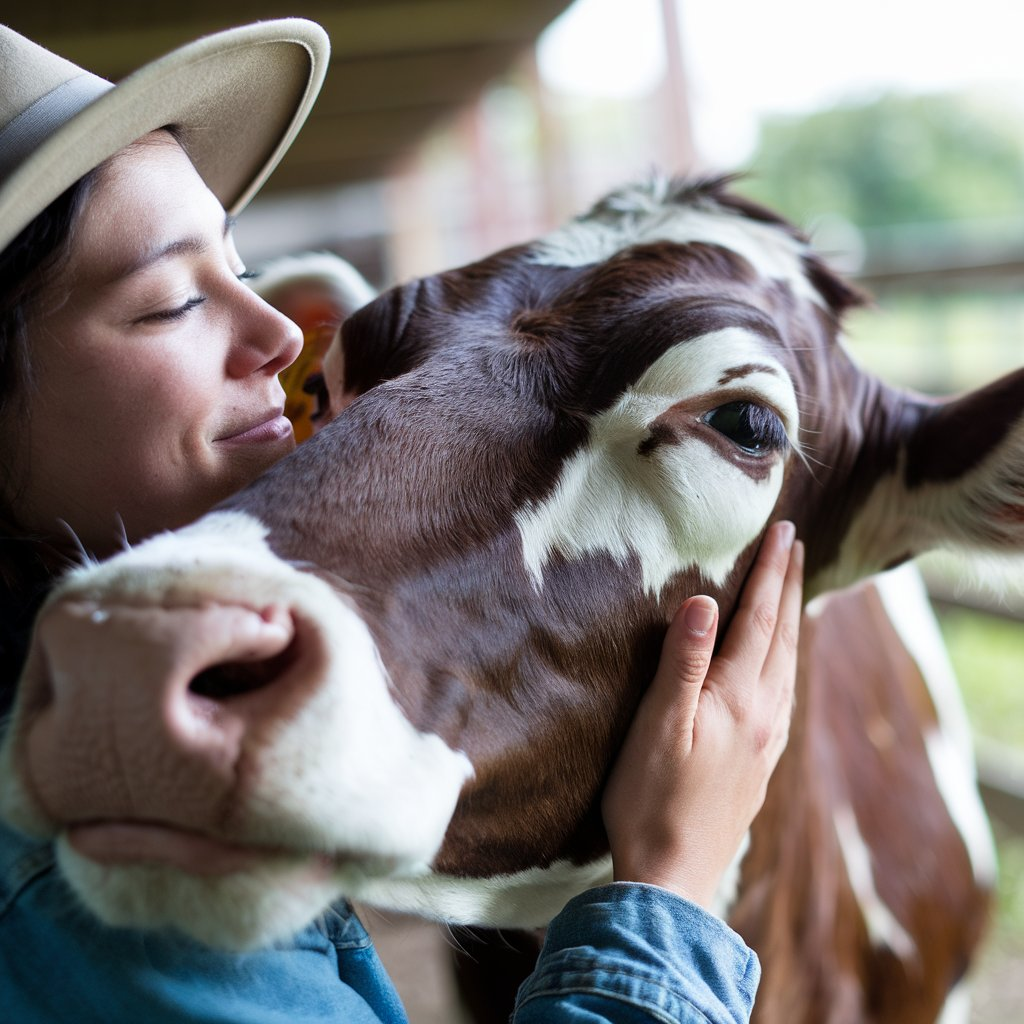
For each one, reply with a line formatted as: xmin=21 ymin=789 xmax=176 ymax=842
xmin=538 ymin=0 xmax=1024 ymax=164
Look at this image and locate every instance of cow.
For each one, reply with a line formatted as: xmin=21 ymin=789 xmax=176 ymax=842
xmin=0 ymin=176 xmax=1020 ymax=1023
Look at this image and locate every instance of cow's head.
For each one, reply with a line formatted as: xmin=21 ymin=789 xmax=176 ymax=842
xmin=1 ymin=176 xmax=1021 ymax=949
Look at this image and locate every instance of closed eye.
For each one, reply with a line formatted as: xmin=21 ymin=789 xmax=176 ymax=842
xmin=703 ymin=401 xmax=789 ymax=456
xmin=140 ymin=296 xmax=207 ymax=324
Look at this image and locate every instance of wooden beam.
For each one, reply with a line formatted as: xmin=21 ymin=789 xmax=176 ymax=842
xmin=285 ymin=107 xmax=456 ymax=162
xmin=312 ymin=45 xmax=523 ymax=114
xmin=261 ymin=154 xmax=411 ymax=192
xmin=4 ymin=0 xmax=575 ymax=193
xmin=12 ymin=1 xmax=570 ymax=76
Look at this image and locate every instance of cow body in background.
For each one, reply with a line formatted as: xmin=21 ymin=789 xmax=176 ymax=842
xmin=2 ymin=177 xmax=1021 ymax=1023
xmin=735 ymin=567 xmax=993 ymax=1022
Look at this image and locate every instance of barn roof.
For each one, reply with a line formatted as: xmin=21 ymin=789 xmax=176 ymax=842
xmin=4 ymin=0 xmax=574 ymax=194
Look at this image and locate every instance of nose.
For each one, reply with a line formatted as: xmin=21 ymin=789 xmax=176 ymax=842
xmin=228 ymin=286 xmax=305 ymax=379
xmin=20 ymin=599 xmax=312 ymax=829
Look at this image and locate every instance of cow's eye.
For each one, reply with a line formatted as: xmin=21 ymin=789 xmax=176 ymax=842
xmin=703 ymin=401 xmax=788 ymax=455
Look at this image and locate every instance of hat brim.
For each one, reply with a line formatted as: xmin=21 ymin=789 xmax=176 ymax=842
xmin=0 ymin=19 xmax=329 ymax=253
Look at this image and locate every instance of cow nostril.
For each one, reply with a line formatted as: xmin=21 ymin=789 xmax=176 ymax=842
xmin=188 ymin=639 xmax=299 ymax=700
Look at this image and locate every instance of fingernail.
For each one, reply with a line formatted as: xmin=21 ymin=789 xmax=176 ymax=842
xmin=684 ymin=597 xmax=717 ymax=636
xmin=776 ymin=521 xmax=796 ymax=549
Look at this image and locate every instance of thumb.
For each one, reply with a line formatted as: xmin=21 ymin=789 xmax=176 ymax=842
xmin=653 ymin=596 xmax=719 ymax=734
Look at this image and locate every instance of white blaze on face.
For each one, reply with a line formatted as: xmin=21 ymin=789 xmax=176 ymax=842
xmin=515 ymin=328 xmax=798 ymax=595
xmin=531 ymin=183 xmax=823 ymax=309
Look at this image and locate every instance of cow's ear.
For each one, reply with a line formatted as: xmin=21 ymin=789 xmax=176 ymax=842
xmin=828 ymin=367 xmax=1024 ymax=586
xmin=339 ymin=277 xmax=426 ymax=397
xmin=249 ymin=253 xmax=376 ymax=437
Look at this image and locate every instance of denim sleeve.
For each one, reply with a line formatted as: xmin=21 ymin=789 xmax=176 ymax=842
xmin=0 ymin=823 xmax=407 ymax=1024
xmin=513 ymin=882 xmax=760 ymax=1024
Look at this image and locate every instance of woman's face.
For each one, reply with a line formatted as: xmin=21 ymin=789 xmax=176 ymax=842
xmin=16 ymin=133 xmax=303 ymax=555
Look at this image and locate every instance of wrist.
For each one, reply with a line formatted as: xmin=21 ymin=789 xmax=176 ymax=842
xmin=610 ymin=853 xmax=718 ymax=909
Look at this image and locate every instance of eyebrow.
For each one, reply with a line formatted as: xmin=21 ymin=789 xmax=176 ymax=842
xmin=106 ymin=213 xmax=237 ymax=283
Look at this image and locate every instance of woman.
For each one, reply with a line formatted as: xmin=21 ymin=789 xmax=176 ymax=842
xmin=0 ymin=20 xmax=804 ymax=1023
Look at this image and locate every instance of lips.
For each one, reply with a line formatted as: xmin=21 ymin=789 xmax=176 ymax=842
xmin=215 ymin=409 xmax=294 ymax=445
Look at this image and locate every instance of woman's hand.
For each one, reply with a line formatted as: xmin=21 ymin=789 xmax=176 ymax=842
xmin=601 ymin=520 xmax=804 ymax=910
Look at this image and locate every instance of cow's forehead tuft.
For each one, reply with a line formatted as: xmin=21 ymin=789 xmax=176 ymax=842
xmin=529 ymin=177 xmax=825 ymax=310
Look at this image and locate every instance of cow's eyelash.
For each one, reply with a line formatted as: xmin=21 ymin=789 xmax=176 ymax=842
xmin=703 ymin=401 xmax=789 ymax=456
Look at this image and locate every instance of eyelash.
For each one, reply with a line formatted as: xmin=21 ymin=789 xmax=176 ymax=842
xmin=145 ymin=296 xmax=206 ymax=323
xmin=142 ymin=271 xmax=259 ymax=323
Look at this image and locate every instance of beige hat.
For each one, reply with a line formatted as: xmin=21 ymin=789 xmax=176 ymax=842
xmin=0 ymin=19 xmax=329 ymax=253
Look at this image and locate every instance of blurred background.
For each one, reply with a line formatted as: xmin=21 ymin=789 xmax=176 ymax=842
xmin=7 ymin=0 xmax=1023 ymax=1018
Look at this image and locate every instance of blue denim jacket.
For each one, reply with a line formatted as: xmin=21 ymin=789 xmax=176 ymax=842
xmin=0 ymin=822 xmax=759 ymax=1023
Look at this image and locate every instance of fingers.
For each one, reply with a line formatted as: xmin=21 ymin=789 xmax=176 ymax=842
xmin=716 ymin=520 xmax=797 ymax=679
xmin=760 ymin=539 xmax=804 ymax=710
xmin=600 ymin=595 xmax=721 ymax=883
xmin=653 ymin=596 xmax=720 ymax=733
xmin=601 ymin=525 xmax=804 ymax=908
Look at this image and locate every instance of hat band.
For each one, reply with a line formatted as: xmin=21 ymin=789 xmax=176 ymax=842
xmin=0 ymin=73 xmax=114 ymax=182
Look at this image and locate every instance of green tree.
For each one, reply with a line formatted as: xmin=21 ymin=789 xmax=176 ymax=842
xmin=743 ymin=92 xmax=1024 ymax=229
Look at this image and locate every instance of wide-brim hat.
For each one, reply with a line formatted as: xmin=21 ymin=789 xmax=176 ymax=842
xmin=0 ymin=19 xmax=329 ymax=254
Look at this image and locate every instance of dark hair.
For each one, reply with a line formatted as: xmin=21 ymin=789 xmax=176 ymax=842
xmin=0 ymin=173 xmax=102 ymax=700
xmin=0 ymin=171 xmax=98 ymax=420
xmin=0 ymin=171 xmax=99 ymax=567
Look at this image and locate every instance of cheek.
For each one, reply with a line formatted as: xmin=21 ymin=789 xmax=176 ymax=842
xmin=34 ymin=317 xmax=222 ymax=430
xmin=22 ymin=333 xmax=228 ymax=526
xmin=47 ymin=348 xmax=219 ymax=459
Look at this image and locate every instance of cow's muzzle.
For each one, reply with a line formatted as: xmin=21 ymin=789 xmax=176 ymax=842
xmin=14 ymin=597 xmax=319 ymax=863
